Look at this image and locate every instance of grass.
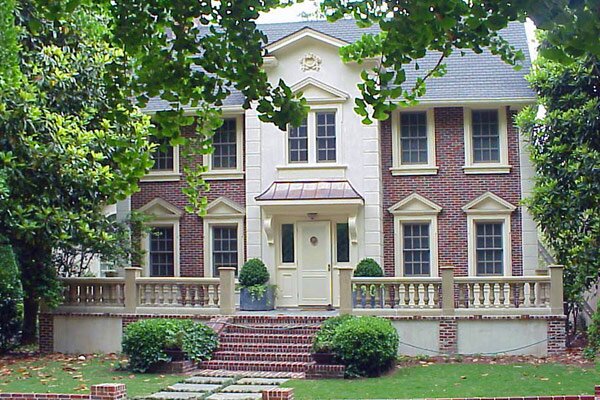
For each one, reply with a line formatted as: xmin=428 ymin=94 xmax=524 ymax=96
xmin=285 ymin=363 xmax=600 ymax=399
xmin=0 ymin=354 xmax=182 ymax=397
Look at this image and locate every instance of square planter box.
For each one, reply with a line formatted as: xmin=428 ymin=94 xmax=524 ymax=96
xmin=239 ymin=286 xmax=275 ymax=311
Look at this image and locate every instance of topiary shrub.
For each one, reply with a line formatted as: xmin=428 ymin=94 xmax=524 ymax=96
xmin=312 ymin=314 xmax=356 ymax=353
xmin=122 ymin=318 xmax=218 ymax=372
xmin=238 ymin=258 xmax=269 ymax=287
xmin=354 ymin=258 xmax=383 ymax=277
xmin=0 ymin=239 xmax=23 ymax=353
xmin=332 ymin=316 xmax=398 ymax=377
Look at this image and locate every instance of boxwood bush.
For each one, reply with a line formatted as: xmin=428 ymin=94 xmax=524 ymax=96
xmin=354 ymin=258 xmax=383 ymax=277
xmin=238 ymin=258 xmax=269 ymax=287
xmin=122 ymin=318 xmax=218 ymax=372
xmin=331 ymin=316 xmax=398 ymax=377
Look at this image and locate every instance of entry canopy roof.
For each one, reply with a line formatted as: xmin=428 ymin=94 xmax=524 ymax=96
xmin=256 ymin=180 xmax=363 ymax=203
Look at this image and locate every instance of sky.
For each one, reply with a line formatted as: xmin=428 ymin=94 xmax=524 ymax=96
xmin=257 ymin=3 xmax=538 ymax=59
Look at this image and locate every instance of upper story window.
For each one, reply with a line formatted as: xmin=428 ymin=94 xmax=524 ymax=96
xmin=391 ymin=109 xmax=437 ymax=176
xmin=142 ymin=137 xmax=181 ymax=182
xmin=212 ymin=118 xmax=238 ymax=169
xmin=289 ymin=119 xmax=309 ymax=163
xmin=287 ymin=110 xmax=338 ymax=164
xmin=203 ymin=115 xmax=244 ymax=180
xmin=463 ymin=107 xmax=511 ymax=174
xmin=316 ymin=112 xmax=336 ymax=162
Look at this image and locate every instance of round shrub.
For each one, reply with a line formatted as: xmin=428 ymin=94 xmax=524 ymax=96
xmin=238 ymin=258 xmax=269 ymax=287
xmin=354 ymin=258 xmax=383 ymax=277
xmin=313 ymin=314 xmax=356 ymax=352
xmin=0 ymin=239 xmax=22 ymax=353
xmin=332 ymin=316 xmax=398 ymax=377
xmin=122 ymin=318 xmax=218 ymax=372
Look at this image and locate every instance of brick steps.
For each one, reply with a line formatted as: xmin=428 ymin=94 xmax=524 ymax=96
xmin=225 ymin=325 xmax=319 ymax=335
xmin=219 ymin=332 xmax=314 ymax=344
xmin=200 ymin=359 xmax=312 ymax=373
xmin=217 ymin=342 xmax=313 ymax=353
xmin=212 ymin=351 xmax=314 ymax=363
xmin=231 ymin=316 xmax=328 ymax=325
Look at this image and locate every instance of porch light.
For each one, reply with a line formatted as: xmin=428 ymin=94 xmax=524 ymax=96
xmin=307 ymin=212 xmax=318 ymax=220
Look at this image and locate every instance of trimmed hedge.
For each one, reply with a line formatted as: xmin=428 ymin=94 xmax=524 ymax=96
xmin=354 ymin=258 xmax=383 ymax=277
xmin=122 ymin=318 xmax=217 ymax=372
xmin=0 ymin=239 xmax=22 ymax=353
xmin=313 ymin=315 xmax=398 ymax=377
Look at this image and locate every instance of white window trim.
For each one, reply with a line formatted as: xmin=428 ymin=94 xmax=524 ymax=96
xmin=203 ymin=114 xmax=245 ymax=180
xmin=141 ymin=221 xmax=181 ymax=277
xmin=141 ymin=144 xmax=181 ymax=182
xmin=463 ymin=106 xmax=511 ymax=174
xmin=203 ymin=218 xmax=245 ymax=278
xmin=466 ymin=214 xmax=512 ymax=277
xmin=395 ymin=216 xmax=439 ymax=277
xmin=286 ymin=104 xmax=343 ymax=165
xmin=389 ymin=194 xmax=442 ymax=277
xmin=390 ymin=108 xmax=438 ymax=176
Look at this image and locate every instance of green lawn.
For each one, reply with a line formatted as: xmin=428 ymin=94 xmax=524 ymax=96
xmin=0 ymin=354 xmax=182 ymax=397
xmin=285 ymin=363 xmax=600 ymax=399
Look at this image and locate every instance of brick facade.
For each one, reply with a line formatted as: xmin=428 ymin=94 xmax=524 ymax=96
xmin=38 ymin=313 xmax=53 ymax=354
xmin=380 ymin=107 xmax=523 ymax=276
xmin=0 ymin=384 xmax=127 ymax=400
xmin=439 ymin=318 xmax=458 ymax=354
xmin=547 ymin=318 xmax=567 ymax=355
xmin=132 ymin=124 xmax=246 ymax=277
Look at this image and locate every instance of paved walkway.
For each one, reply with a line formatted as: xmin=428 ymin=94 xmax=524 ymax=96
xmin=144 ymin=370 xmax=297 ymax=400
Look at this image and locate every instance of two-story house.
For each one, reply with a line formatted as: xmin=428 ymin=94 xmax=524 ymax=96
xmin=129 ymin=19 xmax=538 ymax=309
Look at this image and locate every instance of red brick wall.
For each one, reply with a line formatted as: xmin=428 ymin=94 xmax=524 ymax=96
xmin=131 ymin=124 xmax=246 ymax=277
xmin=0 ymin=384 xmax=127 ymax=400
xmin=38 ymin=313 xmax=53 ymax=354
xmin=380 ymin=107 xmax=523 ymax=277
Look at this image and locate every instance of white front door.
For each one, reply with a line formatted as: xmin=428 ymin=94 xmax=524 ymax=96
xmin=297 ymin=221 xmax=332 ymax=306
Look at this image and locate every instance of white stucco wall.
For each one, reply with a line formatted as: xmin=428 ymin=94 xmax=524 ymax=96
xmin=392 ymin=320 xmax=440 ymax=356
xmin=457 ymin=319 xmax=547 ymax=356
xmin=54 ymin=315 xmax=123 ymax=354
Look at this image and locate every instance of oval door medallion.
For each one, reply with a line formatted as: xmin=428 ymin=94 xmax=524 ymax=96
xmin=310 ymin=236 xmax=318 ymax=246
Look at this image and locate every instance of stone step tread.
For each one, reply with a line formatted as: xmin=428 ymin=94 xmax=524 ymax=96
xmin=205 ymin=394 xmax=261 ymax=400
xmin=200 ymin=360 xmax=311 ymax=373
xmin=146 ymin=392 xmax=207 ymax=400
xmin=221 ymin=384 xmax=280 ymax=393
xmin=184 ymin=377 xmax=236 ymax=385
xmin=193 ymin=369 xmax=305 ymax=379
xmin=212 ymin=352 xmax=312 ymax=363
xmin=166 ymin=383 xmax=222 ymax=393
xmin=218 ymin=342 xmax=312 ymax=350
xmin=225 ymin=327 xmax=318 ymax=335
xmin=236 ymin=378 xmax=289 ymax=385
xmin=219 ymin=333 xmax=314 ymax=344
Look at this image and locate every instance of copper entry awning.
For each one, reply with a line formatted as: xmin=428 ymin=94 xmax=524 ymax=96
xmin=255 ymin=180 xmax=363 ymax=202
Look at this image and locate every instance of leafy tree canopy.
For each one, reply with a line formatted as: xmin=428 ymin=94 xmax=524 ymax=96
xmin=517 ymin=52 xmax=600 ymax=306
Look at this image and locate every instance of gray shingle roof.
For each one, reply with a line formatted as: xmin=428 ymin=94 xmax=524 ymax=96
xmin=144 ymin=19 xmax=533 ymax=113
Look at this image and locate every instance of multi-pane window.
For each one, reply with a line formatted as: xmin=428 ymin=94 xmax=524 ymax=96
xmin=281 ymin=224 xmax=295 ymax=263
xmin=402 ymin=223 xmax=430 ymax=276
xmin=151 ymin=138 xmax=174 ymax=171
xmin=336 ymin=223 xmax=350 ymax=263
xmin=212 ymin=226 xmax=238 ymax=276
xmin=472 ymin=110 xmax=500 ymax=163
xmin=400 ymin=112 xmax=428 ymax=164
xmin=316 ymin=112 xmax=336 ymax=162
xmin=288 ymin=118 xmax=308 ymax=163
xmin=475 ymin=222 xmax=504 ymax=275
xmin=149 ymin=226 xmax=175 ymax=277
xmin=212 ymin=118 xmax=237 ymax=169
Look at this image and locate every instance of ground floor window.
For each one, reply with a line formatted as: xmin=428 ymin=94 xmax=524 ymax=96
xmin=212 ymin=226 xmax=238 ymax=276
xmin=149 ymin=226 xmax=175 ymax=277
xmin=402 ymin=222 xmax=431 ymax=276
xmin=475 ymin=222 xmax=504 ymax=276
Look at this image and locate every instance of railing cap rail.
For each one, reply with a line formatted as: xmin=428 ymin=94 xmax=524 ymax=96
xmin=59 ymin=277 xmax=126 ymax=283
xmin=454 ymin=276 xmax=550 ymax=283
xmin=351 ymin=277 xmax=443 ymax=283
xmin=136 ymin=277 xmax=220 ymax=284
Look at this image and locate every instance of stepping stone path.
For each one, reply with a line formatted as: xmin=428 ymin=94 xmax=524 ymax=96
xmin=142 ymin=372 xmax=291 ymax=400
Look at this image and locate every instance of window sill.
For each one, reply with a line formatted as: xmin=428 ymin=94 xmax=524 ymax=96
xmin=140 ymin=172 xmax=182 ymax=182
xmin=202 ymin=170 xmax=245 ymax=180
xmin=463 ymin=165 xmax=512 ymax=174
xmin=390 ymin=166 xmax=439 ymax=176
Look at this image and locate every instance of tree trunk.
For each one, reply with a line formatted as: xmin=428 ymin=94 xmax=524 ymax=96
xmin=21 ymin=295 xmax=39 ymax=345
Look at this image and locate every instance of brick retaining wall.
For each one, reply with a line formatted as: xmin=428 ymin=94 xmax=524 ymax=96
xmin=0 ymin=384 xmax=126 ymax=400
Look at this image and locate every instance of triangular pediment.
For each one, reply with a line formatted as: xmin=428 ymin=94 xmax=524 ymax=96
xmin=389 ymin=193 xmax=442 ymax=215
xmin=291 ymin=77 xmax=349 ymax=103
xmin=265 ymin=28 xmax=349 ymax=53
xmin=206 ymin=197 xmax=245 ymax=217
xmin=462 ymin=192 xmax=516 ymax=214
xmin=138 ymin=198 xmax=182 ymax=219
